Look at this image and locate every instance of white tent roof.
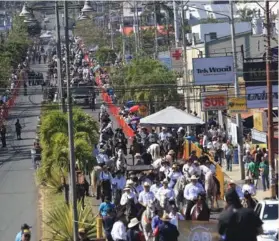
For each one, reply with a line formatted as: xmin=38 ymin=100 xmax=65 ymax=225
xmin=140 ymin=106 xmax=205 ymax=127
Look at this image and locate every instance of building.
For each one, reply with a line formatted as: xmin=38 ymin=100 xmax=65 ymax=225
xmin=185 ymin=28 xmax=278 ymax=120
xmin=189 ymin=22 xmax=252 ymax=43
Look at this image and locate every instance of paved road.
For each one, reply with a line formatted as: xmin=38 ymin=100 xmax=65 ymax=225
xmin=0 ymin=63 xmax=45 ymax=241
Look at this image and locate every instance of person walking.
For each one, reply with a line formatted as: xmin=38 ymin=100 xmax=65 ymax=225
xmin=0 ymin=123 xmax=6 ymax=148
xmin=99 ymin=196 xmax=115 ymax=217
xmin=218 ymin=189 xmax=263 ymax=241
xmin=126 ymin=218 xmax=143 ymax=241
xmin=222 ymin=140 xmax=234 ymax=172
xmin=102 ymin=208 xmax=115 ymax=241
xmin=15 ymin=119 xmax=22 ymax=140
xmin=15 ymin=223 xmax=31 ymax=241
xmin=157 ymin=212 xmax=179 ymax=241
xmin=111 ymin=212 xmax=127 ymax=241
xmin=247 ymin=159 xmax=260 ymax=189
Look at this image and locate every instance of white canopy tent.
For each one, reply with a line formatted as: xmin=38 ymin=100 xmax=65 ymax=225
xmin=140 ymin=106 xmax=205 ymax=127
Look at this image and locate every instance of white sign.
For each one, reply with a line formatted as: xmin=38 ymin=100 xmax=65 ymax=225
xmin=192 ymin=56 xmax=234 ymax=85
xmin=170 ymin=48 xmax=183 ymax=72
xmin=246 ymin=85 xmax=278 ymax=109
xmin=201 ymin=91 xmax=228 ymax=111
xmin=251 ymin=129 xmax=267 ymax=143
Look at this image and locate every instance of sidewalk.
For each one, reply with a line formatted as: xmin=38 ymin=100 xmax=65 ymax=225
xmin=223 ymin=164 xmax=271 ymax=200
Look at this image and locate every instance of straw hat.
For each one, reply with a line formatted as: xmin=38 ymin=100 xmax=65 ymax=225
xmin=162 ymin=178 xmax=169 ymax=184
xmin=126 ymin=180 xmax=134 ymax=186
xmin=135 ymin=153 xmax=141 ymax=158
xmin=143 ymin=182 xmax=150 ymax=187
xmin=190 ymin=175 xmax=198 ymax=180
xmin=161 ymin=212 xmax=171 ymax=221
xmin=229 ymin=180 xmax=236 ymax=185
xmin=123 ymin=186 xmax=131 ymax=191
xmin=128 ymin=218 xmax=140 ymax=228
xmin=168 ymin=150 xmax=175 ymax=155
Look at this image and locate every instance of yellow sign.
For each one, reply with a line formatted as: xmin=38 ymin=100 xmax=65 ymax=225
xmin=253 ymin=112 xmax=267 ymax=132
xmin=228 ymin=97 xmax=247 ymax=112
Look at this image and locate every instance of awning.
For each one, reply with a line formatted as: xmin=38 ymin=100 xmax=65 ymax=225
xmin=140 ymin=106 xmax=205 ymax=127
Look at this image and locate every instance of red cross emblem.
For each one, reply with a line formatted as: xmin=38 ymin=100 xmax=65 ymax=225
xmin=172 ymin=49 xmax=182 ymax=60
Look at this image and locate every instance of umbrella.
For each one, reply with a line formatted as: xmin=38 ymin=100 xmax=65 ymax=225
xmin=129 ymin=105 xmax=139 ymax=113
xmin=131 ymin=116 xmax=140 ymax=121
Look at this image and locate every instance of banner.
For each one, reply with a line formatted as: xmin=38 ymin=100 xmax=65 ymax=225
xmin=201 ymin=91 xmax=228 ymax=111
xmin=243 ymin=61 xmax=278 ymax=87
xmin=228 ymin=97 xmax=247 ymax=113
xmin=246 ymin=85 xmax=278 ymax=109
xmin=253 ymin=112 xmax=267 ymax=132
xmin=192 ymin=56 xmax=234 ymax=85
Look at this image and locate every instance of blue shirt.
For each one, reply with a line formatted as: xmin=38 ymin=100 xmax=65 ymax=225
xmin=15 ymin=231 xmax=21 ymax=241
xmin=99 ymin=202 xmax=115 ymax=217
xmin=152 ymin=215 xmax=163 ymax=231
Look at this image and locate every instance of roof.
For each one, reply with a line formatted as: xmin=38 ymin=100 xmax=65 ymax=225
xmin=139 ymin=106 xmax=205 ymax=127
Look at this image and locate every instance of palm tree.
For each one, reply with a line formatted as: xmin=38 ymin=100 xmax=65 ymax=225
xmin=45 ymin=201 xmax=96 ymax=241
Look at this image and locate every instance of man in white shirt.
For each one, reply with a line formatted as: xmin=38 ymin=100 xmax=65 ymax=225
xmin=183 ymin=175 xmax=205 ymax=220
xmin=120 ymin=186 xmax=138 ymax=206
xmin=112 ymin=171 xmax=126 ymax=205
xmin=96 ymin=149 xmax=109 ymax=166
xmin=138 ymin=182 xmax=155 ymax=207
xmin=167 ymin=164 xmax=182 ymax=188
xmin=111 ymin=213 xmax=127 ymax=241
xmin=150 ymin=178 xmax=162 ymax=197
xmin=158 ymin=127 xmax=171 ymax=142
xmin=156 ymin=179 xmax=175 ymax=206
xmin=242 ymin=177 xmax=256 ymax=196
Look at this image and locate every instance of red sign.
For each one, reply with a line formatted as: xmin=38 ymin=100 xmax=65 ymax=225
xmin=201 ymin=91 xmax=228 ymax=111
xmin=172 ymin=49 xmax=182 ymax=60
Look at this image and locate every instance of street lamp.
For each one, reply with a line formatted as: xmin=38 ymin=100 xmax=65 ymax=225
xmin=78 ymin=12 xmax=89 ymax=21
xmin=81 ymin=0 xmax=94 ymax=13
xmin=19 ymin=3 xmax=31 ymax=17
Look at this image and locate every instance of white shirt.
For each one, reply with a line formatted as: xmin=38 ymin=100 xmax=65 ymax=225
xmin=242 ymin=184 xmax=256 ymax=196
xmin=135 ymin=185 xmax=143 ymax=196
xmin=159 ymin=165 xmax=171 ymax=177
xmin=184 ymin=182 xmax=205 ymax=201
xmin=99 ymin=171 xmax=112 ymax=182
xmin=138 ymin=191 xmax=155 ymax=206
xmin=169 ymin=212 xmax=184 ymax=228
xmin=111 ymin=220 xmax=127 ymax=241
xmin=150 ymin=184 xmax=162 ymax=197
xmin=120 ymin=192 xmax=138 ymax=206
xmin=188 ymin=165 xmax=201 ymax=177
xmin=156 ymin=186 xmax=175 ymax=201
xmin=112 ymin=176 xmax=126 ymax=190
xmin=96 ymin=153 xmax=109 ymax=164
xmin=182 ymin=163 xmax=191 ymax=177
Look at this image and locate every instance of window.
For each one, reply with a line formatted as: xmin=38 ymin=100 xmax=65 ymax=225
xmin=262 ymin=204 xmax=278 ymax=221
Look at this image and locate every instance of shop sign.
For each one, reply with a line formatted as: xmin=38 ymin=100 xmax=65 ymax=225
xmin=201 ymin=91 xmax=228 ymax=111
xmin=252 ymin=129 xmax=267 ymax=143
xmin=253 ymin=112 xmax=267 ymax=132
xmin=228 ymin=97 xmax=247 ymax=113
xmin=192 ymin=56 xmax=234 ymax=85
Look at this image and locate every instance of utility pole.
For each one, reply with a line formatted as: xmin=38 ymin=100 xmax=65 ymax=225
xmin=55 ymin=1 xmax=66 ymax=113
xmin=265 ymin=0 xmax=276 ymax=197
xmin=121 ymin=11 xmax=126 ymax=64
xmin=181 ymin=7 xmax=190 ymax=113
xmin=64 ymin=1 xmax=78 ymax=240
xmin=230 ymin=0 xmax=245 ymax=180
xmin=153 ymin=1 xmax=158 ymax=59
xmin=133 ymin=1 xmax=138 ymax=54
xmin=173 ymin=0 xmax=179 ymax=48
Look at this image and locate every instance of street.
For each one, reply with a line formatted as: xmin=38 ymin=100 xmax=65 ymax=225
xmin=0 ymin=63 xmax=45 ymax=241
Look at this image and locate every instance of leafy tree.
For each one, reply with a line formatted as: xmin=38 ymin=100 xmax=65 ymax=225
xmin=237 ymin=7 xmax=256 ymax=22
xmin=45 ymin=201 xmax=96 ymax=241
xmin=95 ymin=47 xmax=117 ymax=65
xmin=111 ymin=57 xmax=179 ymax=111
xmin=38 ymin=107 xmax=99 ymax=188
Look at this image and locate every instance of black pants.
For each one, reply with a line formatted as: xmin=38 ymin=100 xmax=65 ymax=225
xmin=16 ymin=130 xmax=21 ymax=140
xmin=1 ymin=136 xmax=6 ymax=147
xmin=185 ymin=200 xmax=195 ymax=220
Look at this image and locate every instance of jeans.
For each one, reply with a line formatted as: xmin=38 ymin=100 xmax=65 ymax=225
xmin=261 ymin=174 xmax=270 ymax=191
xmin=225 ymin=155 xmax=232 ymax=171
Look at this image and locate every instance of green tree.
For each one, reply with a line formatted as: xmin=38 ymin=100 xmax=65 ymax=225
xmin=111 ymin=57 xmax=179 ymax=111
xmin=237 ymin=7 xmax=256 ymax=22
xmin=95 ymin=47 xmax=117 ymax=65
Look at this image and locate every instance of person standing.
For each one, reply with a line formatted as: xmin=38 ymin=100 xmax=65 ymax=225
xmin=111 ymin=212 xmax=127 ymax=241
xmin=247 ymin=159 xmax=260 ymax=189
xmin=259 ymin=157 xmax=270 ymax=191
xmin=157 ymin=213 xmax=179 ymax=241
xmin=0 ymin=123 xmax=6 ymax=148
xmin=218 ymin=189 xmax=263 ymax=241
xmin=98 ymin=165 xmax=113 ymax=202
xmin=15 ymin=119 xmax=22 ymax=140
xmin=222 ymin=140 xmax=234 ymax=172
xmin=102 ymin=209 xmax=115 ymax=241
xmin=99 ymin=196 xmax=115 ymax=217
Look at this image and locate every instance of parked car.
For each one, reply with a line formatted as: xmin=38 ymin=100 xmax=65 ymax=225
xmin=255 ymin=199 xmax=278 ymax=241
